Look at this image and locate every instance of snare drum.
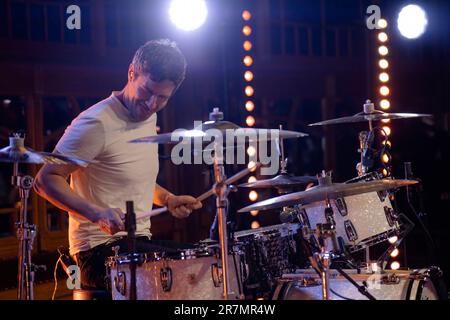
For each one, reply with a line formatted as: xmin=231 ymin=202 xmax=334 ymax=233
xmin=234 ymin=223 xmax=304 ymax=298
xmin=297 ymin=191 xmax=400 ymax=252
xmin=106 ymin=245 xmax=243 ymax=300
xmin=273 ymin=267 xmax=448 ymax=300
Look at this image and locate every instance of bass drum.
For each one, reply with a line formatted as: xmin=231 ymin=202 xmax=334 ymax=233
xmin=272 ymin=267 xmax=447 ymax=300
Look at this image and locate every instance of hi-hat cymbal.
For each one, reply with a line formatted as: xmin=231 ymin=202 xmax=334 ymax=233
xmin=129 ymin=120 xmax=308 ymax=144
xmin=309 ymin=111 xmax=431 ymax=126
xmin=238 ymin=174 xmax=317 ymax=189
xmin=0 ymin=137 xmax=91 ymax=166
xmin=237 ymin=179 xmax=418 ymax=213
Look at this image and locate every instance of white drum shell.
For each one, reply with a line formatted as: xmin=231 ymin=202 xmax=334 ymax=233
xmin=301 ymin=192 xmax=398 ymax=250
xmin=108 ymin=253 xmax=243 ymax=300
xmin=273 ymin=269 xmax=442 ymax=300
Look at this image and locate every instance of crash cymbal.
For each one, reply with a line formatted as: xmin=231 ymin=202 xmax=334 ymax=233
xmin=238 ymin=174 xmax=317 ymax=189
xmin=0 ymin=136 xmax=91 ymax=166
xmin=129 ymin=126 xmax=307 ymax=144
xmin=130 ymin=108 xmax=307 ymax=144
xmin=309 ymin=110 xmax=431 ymax=126
xmin=237 ymin=179 xmax=418 ymax=213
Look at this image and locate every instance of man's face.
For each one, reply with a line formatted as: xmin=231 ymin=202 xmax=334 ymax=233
xmin=126 ymin=69 xmax=176 ymax=122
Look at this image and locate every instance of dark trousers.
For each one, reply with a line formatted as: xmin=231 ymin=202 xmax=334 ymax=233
xmin=72 ymin=237 xmax=194 ymax=291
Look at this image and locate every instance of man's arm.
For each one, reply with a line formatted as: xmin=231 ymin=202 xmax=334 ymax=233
xmin=153 ymin=184 xmax=202 ymax=218
xmin=34 ymin=164 xmax=124 ymax=235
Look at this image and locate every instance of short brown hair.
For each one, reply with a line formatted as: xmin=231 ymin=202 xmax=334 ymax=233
xmin=131 ymin=39 xmax=187 ymax=89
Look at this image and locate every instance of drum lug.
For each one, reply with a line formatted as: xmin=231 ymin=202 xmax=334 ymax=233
xmin=384 ymin=206 xmax=397 ymax=227
xmin=160 ymin=267 xmax=173 ymax=292
xmin=335 ymin=198 xmax=348 ymax=216
xmin=114 ymin=271 xmax=127 ymax=297
xmin=211 ymin=263 xmax=222 ymax=287
xmin=377 ymin=190 xmax=388 ymax=202
xmin=344 ymin=220 xmax=358 ymax=242
xmin=297 ymin=208 xmax=311 ymax=228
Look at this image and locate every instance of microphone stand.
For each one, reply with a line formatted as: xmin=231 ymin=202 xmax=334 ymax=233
xmin=126 ymin=201 xmax=137 ymax=300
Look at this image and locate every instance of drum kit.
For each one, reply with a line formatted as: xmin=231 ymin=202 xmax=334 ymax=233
xmin=2 ymin=99 xmax=446 ymax=300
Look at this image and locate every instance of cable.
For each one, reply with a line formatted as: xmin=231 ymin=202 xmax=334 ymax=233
xmin=330 ymin=288 xmax=354 ymax=300
xmin=52 ymin=256 xmax=62 ymax=301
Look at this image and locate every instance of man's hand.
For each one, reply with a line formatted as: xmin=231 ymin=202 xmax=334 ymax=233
xmin=166 ymin=195 xmax=202 ymax=219
xmin=93 ymin=208 xmax=125 ymax=235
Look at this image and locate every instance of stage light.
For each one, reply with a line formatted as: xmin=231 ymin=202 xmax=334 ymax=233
xmin=378 ymin=18 xmax=388 ymax=29
xmin=390 ymin=248 xmax=400 ymax=258
xmin=244 ymin=71 xmax=254 ymax=82
xmin=168 ymin=0 xmax=208 ymax=31
xmin=249 ymin=190 xmax=258 ymax=201
xmin=382 ymin=119 xmax=391 ymax=124
xmin=246 ymin=115 xmax=255 ymax=127
xmin=380 ymin=99 xmax=390 ymax=110
xmin=382 ymin=153 xmax=391 ymax=164
xmin=243 ymin=55 xmax=253 ymax=67
xmin=248 ymin=162 xmax=258 ymax=172
xmin=245 ymin=85 xmax=254 ymax=97
xmin=242 ymin=10 xmax=251 ymax=21
xmin=250 ymin=210 xmax=259 ymax=216
xmin=251 ymin=221 xmax=260 ymax=229
xmin=379 ymin=59 xmax=389 ymax=69
xmin=378 ymin=46 xmax=389 ymax=56
xmin=242 ymin=25 xmax=252 ymax=36
xmin=382 ymin=126 xmax=391 ymax=136
xmin=247 ymin=146 xmax=256 ymax=157
xmin=379 ymin=72 xmax=389 ymax=82
xmin=243 ymin=40 xmax=252 ymax=51
xmin=382 ymin=140 xmax=392 ymax=148
xmin=382 ymin=168 xmax=389 ymax=177
xmin=245 ymin=101 xmax=255 ymax=112
xmin=390 ymin=261 xmax=400 ymax=270
xmin=380 ymin=86 xmax=390 ymax=96
xmin=378 ymin=32 xmax=388 ymax=42
xmin=248 ymin=176 xmax=257 ymax=183
xmin=388 ymin=236 xmax=398 ymax=244
xmin=397 ymin=5 xmax=428 ymax=39
xmin=247 ymin=160 xmax=257 ymax=169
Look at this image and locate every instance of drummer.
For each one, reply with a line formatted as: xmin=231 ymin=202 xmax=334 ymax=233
xmin=34 ymin=39 xmax=202 ymax=291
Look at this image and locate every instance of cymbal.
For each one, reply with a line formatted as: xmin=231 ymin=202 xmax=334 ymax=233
xmin=309 ymin=111 xmax=431 ymax=126
xmin=129 ymin=120 xmax=308 ymax=144
xmin=0 ymin=145 xmax=91 ymax=166
xmin=237 ymin=179 xmax=418 ymax=213
xmin=238 ymin=174 xmax=317 ymax=189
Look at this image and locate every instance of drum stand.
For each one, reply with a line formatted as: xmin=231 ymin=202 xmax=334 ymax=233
xmin=13 ymin=161 xmax=37 ymax=300
xmin=208 ymin=108 xmax=234 ymax=300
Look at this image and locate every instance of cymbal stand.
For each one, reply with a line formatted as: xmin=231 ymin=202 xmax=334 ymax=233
xmin=10 ymin=135 xmax=38 ymax=300
xmin=314 ymin=221 xmax=334 ymax=300
xmin=356 ymin=100 xmax=376 ymax=177
xmin=209 ymin=108 xmax=232 ymax=300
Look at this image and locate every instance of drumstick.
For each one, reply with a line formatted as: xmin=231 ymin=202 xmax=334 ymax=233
xmin=135 ymin=162 xmax=261 ymax=220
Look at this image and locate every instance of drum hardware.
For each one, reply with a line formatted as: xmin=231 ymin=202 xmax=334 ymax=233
xmin=211 ymin=263 xmax=222 ymax=287
xmin=114 ymin=271 xmax=127 ymax=296
xmin=160 ymin=267 xmax=173 ymax=292
xmin=0 ymin=133 xmax=91 ymax=300
xmin=125 ymin=200 xmax=137 ymax=300
xmin=335 ymin=198 xmax=347 ymax=216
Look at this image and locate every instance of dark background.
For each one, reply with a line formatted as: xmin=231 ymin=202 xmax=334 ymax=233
xmin=0 ymin=0 xmax=449 ymax=295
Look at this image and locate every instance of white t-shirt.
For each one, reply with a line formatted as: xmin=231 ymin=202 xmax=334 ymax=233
xmin=55 ymin=92 xmax=159 ymax=255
